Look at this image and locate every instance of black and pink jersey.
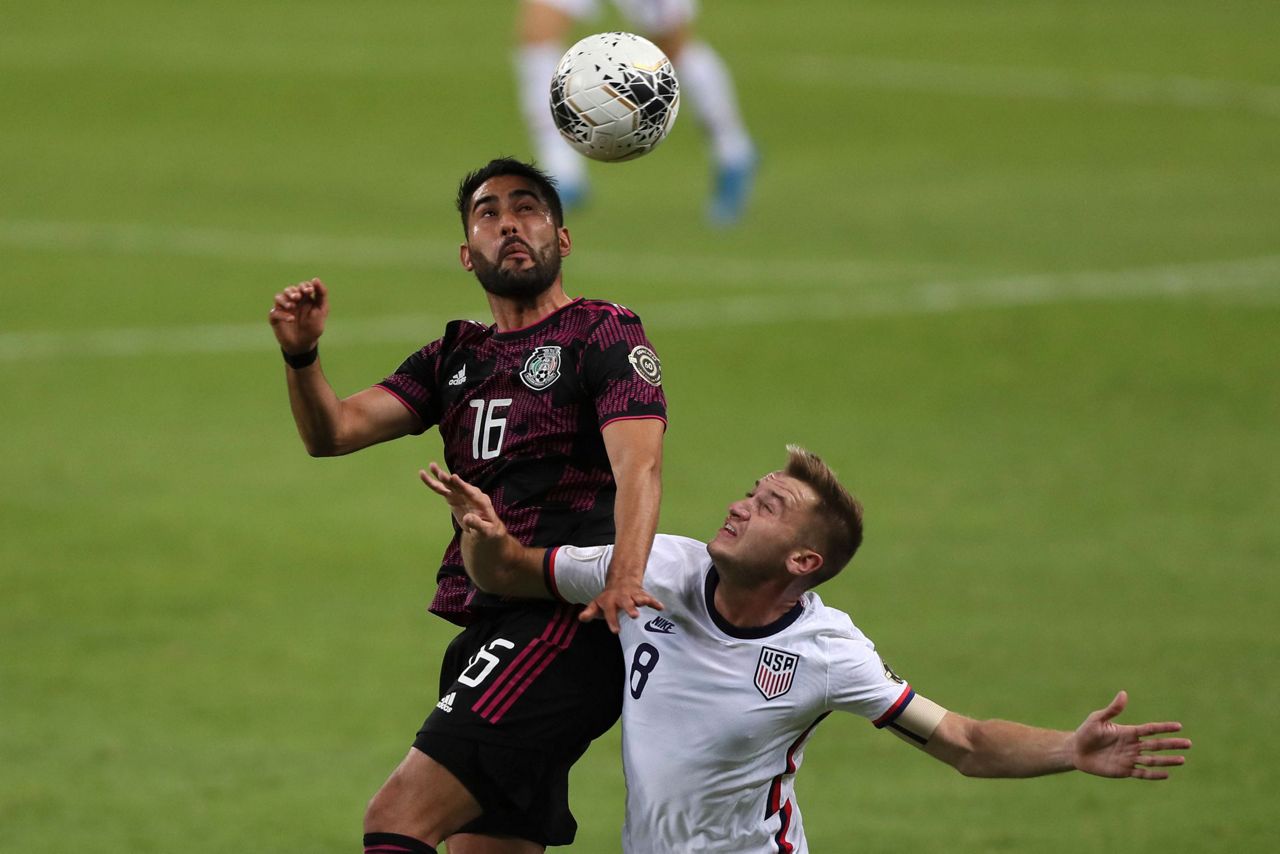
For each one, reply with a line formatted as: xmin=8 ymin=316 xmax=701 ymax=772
xmin=377 ymin=298 xmax=667 ymax=625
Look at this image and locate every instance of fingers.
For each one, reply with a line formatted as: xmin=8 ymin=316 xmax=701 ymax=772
xmin=269 ymin=278 xmax=326 ymax=321
xmin=1134 ymin=753 xmax=1187 ymax=767
xmin=1096 ymin=690 xmax=1128 ymax=723
xmin=428 ymin=461 xmax=451 ymax=484
xmin=1135 ymin=721 xmax=1184 ymax=738
xmin=635 ymin=592 xmax=664 ymax=612
xmin=460 ymin=511 xmax=502 ymax=537
xmin=1129 ymin=767 xmax=1172 ymax=781
xmin=419 ymin=467 xmax=452 ymax=497
xmin=448 ymin=474 xmax=500 ymax=522
xmin=1138 ymin=736 xmax=1192 ymax=752
xmin=269 ymin=291 xmax=298 ymax=324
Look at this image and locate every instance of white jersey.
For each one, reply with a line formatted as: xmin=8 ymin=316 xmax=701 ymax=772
xmin=547 ymin=535 xmax=917 ymax=854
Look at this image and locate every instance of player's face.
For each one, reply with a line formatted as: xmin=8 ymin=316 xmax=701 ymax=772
xmin=708 ymin=473 xmax=821 ymax=576
xmin=461 ymin=175 xmax=570 ymax=300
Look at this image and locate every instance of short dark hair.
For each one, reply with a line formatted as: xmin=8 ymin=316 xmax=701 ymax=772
xmin=784 ymin=444 xmax=864 ymax=586
xmin=456 ymin=158 xmax=564 ymax=231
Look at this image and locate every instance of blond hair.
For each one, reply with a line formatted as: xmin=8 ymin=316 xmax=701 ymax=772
xmin=784 ymin=444 xmax=864 ymax=586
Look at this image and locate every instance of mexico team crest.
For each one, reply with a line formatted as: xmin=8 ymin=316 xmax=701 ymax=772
xmin=755 ymin=646 xmax=799 ymax=701
xmin=520 ymin=346 xmax=562 ymax=391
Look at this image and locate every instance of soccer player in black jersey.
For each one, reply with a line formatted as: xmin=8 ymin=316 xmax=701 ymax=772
xmin=268 ymin=159 xmax=667 ymax=854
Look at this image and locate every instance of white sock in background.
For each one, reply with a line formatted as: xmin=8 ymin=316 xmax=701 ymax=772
xmin=674 ymin=40 xmax=755 ymax=167
xmin=515 ymin=42 xmax=588 ymax=192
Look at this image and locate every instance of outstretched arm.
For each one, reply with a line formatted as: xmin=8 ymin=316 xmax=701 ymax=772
xmin=419 ymin=463 xmax=550 ymax=600
xmin=921 ymin=691 xmax=1190 ymax=780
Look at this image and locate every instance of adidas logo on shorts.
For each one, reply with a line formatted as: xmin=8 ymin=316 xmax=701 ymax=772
xmin=436 ymin=692 xmax=456 ymax=713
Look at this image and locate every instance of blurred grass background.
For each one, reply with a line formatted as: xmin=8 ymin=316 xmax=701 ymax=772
xmin=2 ymin=1 xmax=1277 ymax=851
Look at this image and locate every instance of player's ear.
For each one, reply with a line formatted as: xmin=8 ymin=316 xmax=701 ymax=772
xmin=460 ymin=243 xmax=474 ymax=271
xmin=786 ymin=549 xmax=824 ymax=579
xmin=558 ymin=226 xmax=572 ymax=258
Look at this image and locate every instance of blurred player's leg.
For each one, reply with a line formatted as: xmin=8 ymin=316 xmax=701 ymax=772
xmin=622 ymin=1 xmax=757 ymax=225
xmin=672 ymin=38 xmax=757 ymax=225
xmin=516 ymin=0 xmax=591 ymax=209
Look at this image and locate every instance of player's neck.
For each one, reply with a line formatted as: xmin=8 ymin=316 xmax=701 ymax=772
xmin=487 ymin=282 xmax=573 ymax=332
xmin=712 ymin=573 xmax=800 ymax=630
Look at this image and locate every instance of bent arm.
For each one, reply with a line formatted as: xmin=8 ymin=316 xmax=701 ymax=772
xmin=287 ymin=375 xmax=419 ymax=457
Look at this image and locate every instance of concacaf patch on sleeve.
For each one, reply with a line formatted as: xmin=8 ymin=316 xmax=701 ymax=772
xmin=628 ymin=345 xmax=662 ymax=386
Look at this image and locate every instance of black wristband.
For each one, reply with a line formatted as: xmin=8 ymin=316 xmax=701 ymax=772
xmin=282 ymin=346 xmax=319 ymax=369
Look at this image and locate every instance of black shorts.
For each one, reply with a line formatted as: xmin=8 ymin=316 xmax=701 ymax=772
xmin=414 ymin=602 xmax=623 ymax=846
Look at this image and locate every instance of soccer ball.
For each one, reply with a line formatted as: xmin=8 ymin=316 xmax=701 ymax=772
xmin=550 ymin=32 xmax=681 ymax=163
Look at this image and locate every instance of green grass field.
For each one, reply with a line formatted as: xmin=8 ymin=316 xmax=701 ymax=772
xmin=3 ymin=1 xmax=1278 ymax=850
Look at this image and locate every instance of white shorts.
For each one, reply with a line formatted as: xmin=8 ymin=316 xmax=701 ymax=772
xmin=531 ymin=0 xmax=697 ymax=35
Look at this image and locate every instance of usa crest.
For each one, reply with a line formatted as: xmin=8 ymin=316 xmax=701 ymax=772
xmin=520 ymin=346 xmax=562 ymax=391
xmin=755 ymin=646 xmax=799 ymax=701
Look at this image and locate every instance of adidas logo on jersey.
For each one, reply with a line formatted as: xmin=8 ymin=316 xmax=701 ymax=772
xmin=643 ymin=616 xmax=677 ymax=634
xmin=436 ymin=692 xmax=456 ymax=713
xmin=448 ymin=366 xmax=467 ymax=386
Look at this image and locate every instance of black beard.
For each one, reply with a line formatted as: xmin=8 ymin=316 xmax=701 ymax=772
xmin=470 ymin=243 xmax=562 ymax=301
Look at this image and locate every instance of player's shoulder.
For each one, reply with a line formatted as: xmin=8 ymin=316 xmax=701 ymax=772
xmin=798 ymin=591 xmax=878 ymax=654
xmin=444 ymin=317 xmax=491 ymax=341
xmin=651 ymin=533 xmax=709 ymax=563
xmin=645 ymin=534 xmax=712 ymax=593
xmin=400 ymin=318 xmax=489 ymax=358
xmin=408 ymin=318 xmax=487 ymax=357
xmin=574 ymin=298 xmax=647 ymax=325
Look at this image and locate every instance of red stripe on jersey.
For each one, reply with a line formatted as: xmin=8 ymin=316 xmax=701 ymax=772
xmin=774 ymin=799 xmax=795 ymax=854
xmin=599 ymin=413 xmax=669 ymax=430
xmin=490 ymin=619 xmax=580 ymax=722
xmin=872 ymin=684 xmax=914 ymax=728
xmin=372 ymin=384 xmax=423 ymax=423
xmin=472 ymin=606 xmax=578 ymax=723
xmin=766 ymin=713 xmax=829 ymax=820
xmin=544 ymin=547 xmax=565 ymax=602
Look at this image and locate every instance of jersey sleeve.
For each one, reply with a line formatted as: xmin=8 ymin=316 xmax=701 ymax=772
xmin=544 ymin=544 xmax=614 ymax=604
xmin=580 ymin=306 xmax=667 ymax=429
xmin=824 ymin=631 xmax=916 ymax=728
xmin=375 ymin=339 xmax=446 ymax=434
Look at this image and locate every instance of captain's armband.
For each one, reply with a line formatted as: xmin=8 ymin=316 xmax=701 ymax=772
xmin=886 ymin=695 xmax=948 ymax=747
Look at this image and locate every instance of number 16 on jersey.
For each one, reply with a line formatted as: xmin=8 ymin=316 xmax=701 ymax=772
xmin=470 ymin=398 xmax=512 ymax=460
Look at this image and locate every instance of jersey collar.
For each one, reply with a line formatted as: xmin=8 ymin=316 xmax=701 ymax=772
xmin=490 ymin=297 xmax=584 ymax=340
xmin=703 ymin=566 xmax=805 ymax=639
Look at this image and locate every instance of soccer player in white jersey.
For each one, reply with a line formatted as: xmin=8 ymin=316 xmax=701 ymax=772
xmin=516 ymin=0 xmax=757 ymax=224
xmin=421 ymin=447 xmax=1191 ymax=853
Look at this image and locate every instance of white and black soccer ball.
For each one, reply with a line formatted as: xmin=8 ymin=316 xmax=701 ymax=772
xmin=549 ymin=32 xmax=681 ymax=163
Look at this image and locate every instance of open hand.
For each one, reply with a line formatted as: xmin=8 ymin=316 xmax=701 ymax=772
xmin=580 ymin=578 xmax=664 ymax=633
xmin=1072 ymin=691 xmax=1191 ymax=780
xmin=419 ymin=462 xmax=507 ymax=541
